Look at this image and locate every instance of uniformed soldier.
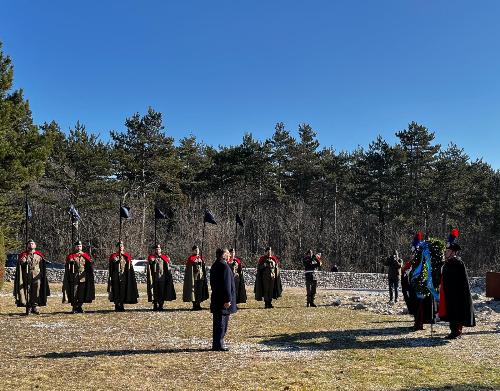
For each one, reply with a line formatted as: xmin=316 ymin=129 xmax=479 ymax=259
xmin=182 ymin=245 xmax=209 ymax=310
xmin=62 ymin=240 xmax=95 ymax=313
xmin=146 ymin=244 xmax=176 ymax=311
xmin=254 ymin=246 xmax=283 ymax=309
xmin=13 ymin=239 xmax=50 ymax=315
xmin=227 ymin=248 xmax=247 ymax=305
xmin=438 ymin=234 xmax=476 ymax=339
xmin=108 ymin=241 xmax=139 ymax=312
xmin=303 ymin=250 xmax=322 ymax=307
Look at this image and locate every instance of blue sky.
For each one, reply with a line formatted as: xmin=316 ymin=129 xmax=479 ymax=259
xmin=1 ymin=1 xmax=499 ymax=168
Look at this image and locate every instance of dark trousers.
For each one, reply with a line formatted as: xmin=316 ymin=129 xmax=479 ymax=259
xmin=306 ymin=279 xmax=317 ymax=303
xmin=212 ymin=312 xmax=229 ymax=349
xmin=450 ymin=321 xmax=463 ymax=336
xmin=388 ymin=278 xmax=399 ymax=301
xmin=414 ymin=300 xmax=424 ymax=330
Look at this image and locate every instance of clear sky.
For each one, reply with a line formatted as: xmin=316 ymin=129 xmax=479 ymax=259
xmin=1 ymin=1 xmax=499 ymax=168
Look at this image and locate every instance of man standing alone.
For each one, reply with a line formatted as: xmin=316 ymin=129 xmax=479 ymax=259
xmin=387 ymin=250 xmax=402 ymax=302
xmin=438 ymin=242 xmax=476 ymax=339
xmin=210 ymin=248 xmax=237 ymax=351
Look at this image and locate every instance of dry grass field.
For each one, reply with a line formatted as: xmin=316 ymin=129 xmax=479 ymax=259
xmin=0 ymin=282 xmax=499 ymax=391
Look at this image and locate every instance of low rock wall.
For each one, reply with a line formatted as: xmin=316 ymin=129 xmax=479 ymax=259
xmin=3 ymin=267 xmax=486 ymax=292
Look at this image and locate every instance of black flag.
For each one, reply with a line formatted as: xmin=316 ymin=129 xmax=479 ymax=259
xmin=25 ymin=199 xmax=32 ymax=220
xmin=236 ymin=213 xmax=244 ymax=227
xmin=69 ymin=204 xmax=81 ymax=221
xmin=120 ymin=206 xmax=131 ymax=219
xmin=204 ymin=210 xmax=217 ymax=225
xmin=155 ymin=207 xmax=167 ymax=220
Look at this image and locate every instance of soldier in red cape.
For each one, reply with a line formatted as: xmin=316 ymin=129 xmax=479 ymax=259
xmin=107 ymin=241 xmax=138 ymax=312
xmin=146 ymin=243 xmax=176 ymax=311
xmin=13 ymin=239 xmax=51 ymax=315
xmin=254 ymin=246 xmax=283 ymax=309
xmin=182 ymin=245 xmax=209 ymax=310
xmin=227 ymin=248 xmax=247 ymax=305
xmin=62 ymin=240 xmax=95 ymax=313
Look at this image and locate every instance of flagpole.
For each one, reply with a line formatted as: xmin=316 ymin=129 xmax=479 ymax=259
xmin=24 ymin=191 xmax=29 ymax=245
xmin=70 ymin=202 xmax=76 ymax=245
xmin=234 ymin=218 xmax=238 ymax=251
xmin=154 ymin=213 xmax=157 ymax=246
xmin=201 ymin=221 xmax=206 ymax=258
xmin=119 ymin=193 xmax=123 ymax=243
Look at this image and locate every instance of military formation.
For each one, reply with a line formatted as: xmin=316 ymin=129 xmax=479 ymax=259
xmin=13 ymin=228 xmax=476 ymax=347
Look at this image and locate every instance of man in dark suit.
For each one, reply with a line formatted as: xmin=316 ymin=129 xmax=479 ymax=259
xmin=210 ymin=248 xmax=237 ymax=351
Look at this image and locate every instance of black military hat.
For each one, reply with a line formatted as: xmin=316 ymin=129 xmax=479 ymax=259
xmin=116 ymin=240 xmax=124 ymax=246
xmin=74 ymin=240 xmax=82 ymax=246
xmin=448 ymin=242 xmax=461 ymax=252
xmin=26 ymin=238 xmax=35 ymax=244
xmin=192 ymin=245 xmax=199 ymax=251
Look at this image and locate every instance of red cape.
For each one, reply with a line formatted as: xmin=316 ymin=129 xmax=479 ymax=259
xmin=66 ymin=252 xmax=91 ymax=262
xmin=186 ymin=254 xmax=204 ymax=265
xmin=228 ymin=257 xmax=242 ymax=266
xmin=148 ymin=254 xmax=170 ymax=263
xmin=258 ymin=255 xmax=279 ymax=264
xmin=109 ymin=252 xmax=132 ymax=262
xmin=18 ymin=250 xmax=44 ymax=260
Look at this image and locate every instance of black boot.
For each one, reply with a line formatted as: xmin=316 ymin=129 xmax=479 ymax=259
xmin=153 ymin=302 xmax=158 ymax=311
xmin=158 ymin=302 xmax=164 ymax=311
xmin=310 ymin=301 xmax=317 ymax=308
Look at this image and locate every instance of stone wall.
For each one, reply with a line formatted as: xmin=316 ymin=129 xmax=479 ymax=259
xmin=3 ymin=266 xmax=486 ymax=292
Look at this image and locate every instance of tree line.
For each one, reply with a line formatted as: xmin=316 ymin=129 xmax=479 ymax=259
xmin=1 ymin=41 xmax=499 ymax=275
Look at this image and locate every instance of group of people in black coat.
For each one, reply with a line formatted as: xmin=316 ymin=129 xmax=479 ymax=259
xmin=399 ymin=239 xmax=476 ymax=340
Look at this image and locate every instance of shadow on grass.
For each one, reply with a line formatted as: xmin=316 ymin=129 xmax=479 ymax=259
xmin=256 ymin=326 xmax=450 ymax=351
xmin=30 ymin=347 xmax=211 ymax=359
xmin=1 ymin=307 xmax=199 ymax=316
xmin=398 ymin=384 xmax=497 ymax=390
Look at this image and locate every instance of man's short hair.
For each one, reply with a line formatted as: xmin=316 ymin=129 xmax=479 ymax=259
xmin=216 ymin=248 xmax=224 ymax=259
xmin=192 ymin=245 xmax=199 ymax=251
xmin=265 ymin=246 xmax=271 ymax=252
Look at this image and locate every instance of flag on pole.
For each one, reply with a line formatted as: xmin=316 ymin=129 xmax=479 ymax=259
xmin=26 ymin=199 xmax=32 ymax=220
xmin=155 ymin=207 xmax=167 ymax=219
xmin=69 ymin=204 xmax=81 ymax=221
xmin=236 ymin=213 xmax=244 ymax=227
xmin=120 ymin=206 xmax=131 ymax=219
xmin=204 ymin=210 xmax=217 ymax=225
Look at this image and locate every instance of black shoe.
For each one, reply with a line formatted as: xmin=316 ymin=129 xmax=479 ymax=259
xmin=445 ymin=332 xmax=462 ymax=339
xmin=71 ymin=307 xmax=77 ymax=314
xmin=310 ymin=302 xmax=317 ymax=308
xmin=153 ymin=303 xmax=158 ymax=311
xmin=31 ymin=307 xmax=40 ymax=315
xmin=77 ymin=306 xmax=84 ymax=313
xmin=211 ymin=347 xmax=229 ymax=352
xmin=307 ymin=302 xmax=310 ymax=307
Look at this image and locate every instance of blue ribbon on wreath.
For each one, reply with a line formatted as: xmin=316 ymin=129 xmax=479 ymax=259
xmin=411 ymin=241 xmax=439 ymax=301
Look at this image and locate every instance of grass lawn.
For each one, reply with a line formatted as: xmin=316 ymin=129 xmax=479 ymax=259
xmin=0 ymin=282 xmax=498 ymax=390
